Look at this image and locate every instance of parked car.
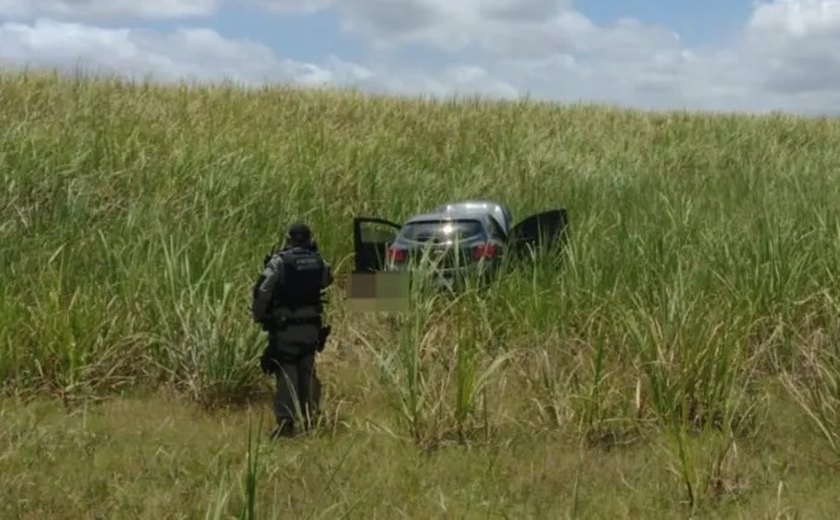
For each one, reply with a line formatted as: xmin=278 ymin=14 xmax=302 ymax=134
xmin=351 ymin=200 xmax=568 ymax=289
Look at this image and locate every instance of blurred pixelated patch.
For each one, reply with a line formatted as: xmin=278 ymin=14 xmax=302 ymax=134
xmin=347 ymin=272 xmax=410 ymax=313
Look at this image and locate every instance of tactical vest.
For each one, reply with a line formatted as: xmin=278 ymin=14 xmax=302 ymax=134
xmin=270 ymin=247 xmax=325 ymax=313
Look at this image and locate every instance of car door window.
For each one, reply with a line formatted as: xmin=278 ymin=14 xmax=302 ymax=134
xmin=353 ymin=217 xmax=402 ymax=272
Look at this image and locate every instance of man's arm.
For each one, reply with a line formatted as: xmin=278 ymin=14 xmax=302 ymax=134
xmin=321 ymin=259 xmax=334 ymax=289
xmin=252 ymin=255 xmax=284 ymax=322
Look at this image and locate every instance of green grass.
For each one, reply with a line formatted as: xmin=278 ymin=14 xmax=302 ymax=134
xmin=3 ymin=68 xmax=840 ymax=517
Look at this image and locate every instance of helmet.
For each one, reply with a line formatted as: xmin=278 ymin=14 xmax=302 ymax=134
xmin=285 ymin=222 xmax=313 ymax=247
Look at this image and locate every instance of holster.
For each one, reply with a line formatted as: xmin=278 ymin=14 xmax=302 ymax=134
xmin=259 ymin=316 xmax=330 ymax=374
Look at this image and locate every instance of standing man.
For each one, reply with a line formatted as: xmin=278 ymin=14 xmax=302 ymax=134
xmin=252 ymin=222 xmax=333 ymax=438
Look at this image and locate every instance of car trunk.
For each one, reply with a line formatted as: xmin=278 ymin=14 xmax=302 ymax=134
xmin=405 ymin=243 xmax=473 ymax=269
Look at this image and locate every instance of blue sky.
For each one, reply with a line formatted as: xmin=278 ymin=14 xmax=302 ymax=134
xmin=211 ymin=6 xmax=364 ymax=62
xmin=579 ymin=0 xmax=755 ymax=46
xmin=1 ymin=1 xmax=839 ymax=114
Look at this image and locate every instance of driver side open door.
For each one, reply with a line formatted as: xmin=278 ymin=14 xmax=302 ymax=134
xmin=353 ymin=217 xmax=402 ymax=272
xmin=508 ymin=209 xmax=568 ymax=258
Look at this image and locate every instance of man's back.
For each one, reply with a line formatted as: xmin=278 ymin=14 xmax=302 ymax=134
xmin=252 ymin=246 xmax=333 ymax=323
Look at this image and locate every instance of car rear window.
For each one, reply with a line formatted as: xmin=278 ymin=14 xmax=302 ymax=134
xmin=399 ymin=219 xmax=484 ymax=243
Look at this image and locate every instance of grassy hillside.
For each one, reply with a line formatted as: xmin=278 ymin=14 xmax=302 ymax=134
xmin=3 ymin=70 xmax=840 ymax=517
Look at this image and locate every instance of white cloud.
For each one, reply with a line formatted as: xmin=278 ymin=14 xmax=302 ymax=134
xmin=743 ymin=0 xmax=840 ymax=96
xmin=748 ymin=0 xmax=840 ymax=36
xmin=0 ymin=19 xmax=371 ymax=87
xmin=359 ymin=64 xmax=520 ymax=99
xmin=320 ymin=0 xmax=840 ymax=113
xmin=2 ymin=1 xmax=840 ymax=114
xmin=478 ymin=0 xmax=573 ymax=22
xmin=0 ymin=0 xmax=222 ymax=20
xmin=0 ymin=18 xmax=516 ymax=101
xmin=248 ymin=0 xmax=332 ymax=14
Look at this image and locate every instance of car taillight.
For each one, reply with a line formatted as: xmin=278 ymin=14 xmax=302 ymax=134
xmin=387 ymin=247 xmax=406 ymax=262
xmin=472 ymin=243 xmax=499 ymax=260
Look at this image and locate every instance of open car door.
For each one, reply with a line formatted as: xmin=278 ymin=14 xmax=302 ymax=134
xmin=508 ymin=209 xmax=568 ymax=258
xmin=353 ymin=217 xmax=402 ymax=272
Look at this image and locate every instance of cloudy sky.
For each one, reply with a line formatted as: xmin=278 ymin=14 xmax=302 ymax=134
xmin=0 ymin=0 xmax=839 ymax=114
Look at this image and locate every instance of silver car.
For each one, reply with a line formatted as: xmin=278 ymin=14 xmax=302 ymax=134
xmin=351 ymin=200 xmax=568 ymax=289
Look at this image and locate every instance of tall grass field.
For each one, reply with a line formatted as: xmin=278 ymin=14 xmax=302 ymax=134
xmin=3 ymin=69 xmax=840 ymax=517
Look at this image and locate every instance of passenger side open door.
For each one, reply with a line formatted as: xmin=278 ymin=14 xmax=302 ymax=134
xmin=353 ymin=217 xmax=403 ymax=272
xmin=508 ymin=209 xmax=568 ymax=258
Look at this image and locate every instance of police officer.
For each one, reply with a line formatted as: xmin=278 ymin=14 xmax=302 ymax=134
xmin=251 ymin=222 xmax=333 ymax=438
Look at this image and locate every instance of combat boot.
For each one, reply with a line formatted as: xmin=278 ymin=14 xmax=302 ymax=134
xmin=270 ymin=420 xmax=295 ymax=439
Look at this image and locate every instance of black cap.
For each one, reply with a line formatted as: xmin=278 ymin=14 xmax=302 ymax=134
xmin=286 ymin=222 xmax=312 ymax=245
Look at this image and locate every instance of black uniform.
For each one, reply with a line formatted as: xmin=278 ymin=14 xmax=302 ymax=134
xmin=252 ymin=238 xmax=333 ymax=437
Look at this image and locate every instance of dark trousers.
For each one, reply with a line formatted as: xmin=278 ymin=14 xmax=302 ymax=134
xmin=274 ymin=352 xmax=321 ymax=431
xmin=266 ymin=326 xmax=321 ymax=432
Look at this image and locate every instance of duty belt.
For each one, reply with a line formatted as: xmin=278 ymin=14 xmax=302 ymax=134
xmin=276 ymin=316 xmax=321 ymax=325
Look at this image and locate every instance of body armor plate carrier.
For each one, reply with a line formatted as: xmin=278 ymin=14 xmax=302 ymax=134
xmin=270 ymin=248 xmax=325 ymax=313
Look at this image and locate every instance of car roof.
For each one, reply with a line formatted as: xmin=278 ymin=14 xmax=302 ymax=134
xmin=403 ymin=210 xmax=483 ymax=224
xmin=431 ymin=200 xmax=512 ymax=231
